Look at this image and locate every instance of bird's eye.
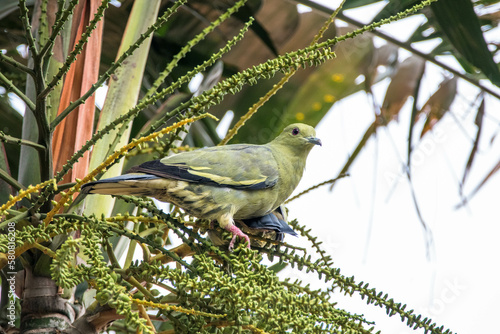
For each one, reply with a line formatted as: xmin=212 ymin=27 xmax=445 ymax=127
xmin=292 ymin=127 xmax=300 ymax=136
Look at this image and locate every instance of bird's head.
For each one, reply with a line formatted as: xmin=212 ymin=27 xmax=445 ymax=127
xmin=272 ymin=123 xmax=322 ymax=154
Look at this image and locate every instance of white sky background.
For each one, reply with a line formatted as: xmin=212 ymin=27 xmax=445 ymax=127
xmin=279 ymin=1 xmax=500 ymax=333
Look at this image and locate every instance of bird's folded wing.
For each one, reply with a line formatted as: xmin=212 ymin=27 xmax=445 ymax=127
xmin=127 ymin=144 xmax=279 ymax=190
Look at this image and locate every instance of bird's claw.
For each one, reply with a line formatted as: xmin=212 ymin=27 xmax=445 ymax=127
xmin=227 ymin=225 xmax=251 ymax=250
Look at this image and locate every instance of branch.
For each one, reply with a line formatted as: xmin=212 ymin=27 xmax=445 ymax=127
xmin=33 ymin=65 xmax=52 ymax=185
xmin=18 ymin=0 xmax=38 ymax=57
xmin=285 ymin=173 xmax=349 ymax=204
xmin=39 ymin=0 xmax=80 ymax=59
xmin=36 ymin=0 xmax=49 ymax=48
xmin=0 ymin=131 xmax=47 ymax=151
xmin=0 ymin=53 xmax=34 ymax=76
xmin=0 ymin=72 xmax=36 ymax=111
xmin=0 ymin=211 xmax=29 ymax=231
xmin=329 ymin=121 xmax=378 ymax=191
xmin=0 ymin=168 xmax=26 ymax=192
xmin=107 ymin=225 xmax=197 ymax=274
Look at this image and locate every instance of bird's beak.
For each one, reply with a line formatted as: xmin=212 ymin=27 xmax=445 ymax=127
xmin=307 ymin=136 xmax=322 ymax=146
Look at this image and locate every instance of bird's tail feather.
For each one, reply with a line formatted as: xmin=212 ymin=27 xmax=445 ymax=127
xmin=80 ymin=174 xmax=160 ymax=196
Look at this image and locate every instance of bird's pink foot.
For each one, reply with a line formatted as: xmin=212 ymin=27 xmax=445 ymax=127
xmin=226 ymin=224 xmax=251 ymax=250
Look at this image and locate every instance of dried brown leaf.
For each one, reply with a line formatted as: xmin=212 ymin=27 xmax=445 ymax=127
xmin=380 ymin=55 xmax=425 ymax=123
xmin=361 ymin=43 xmax=399 ymax=92
xmin=419 ymin=76 xmax=458 ymax=138
xmin=461 ymin=97 xmax=484 ymax=186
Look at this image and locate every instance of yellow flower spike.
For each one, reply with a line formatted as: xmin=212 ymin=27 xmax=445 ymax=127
xmin=43 ymin=114 xmax=217 ymax=226
xmin=0 ymin=179 xmax=55 ymax=214
xmin=132 ymin=298 xmax=226 ymax=318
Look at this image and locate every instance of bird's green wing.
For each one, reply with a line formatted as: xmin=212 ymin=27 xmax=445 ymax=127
xmin=127 ymin=144 xmax=278 ymax=189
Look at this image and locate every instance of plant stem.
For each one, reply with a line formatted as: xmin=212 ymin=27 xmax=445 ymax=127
xmin=0 ymin=72 xmax=36 ymax=111
xmin=33 ymin=62 xmax=53 ymax=187
xmin=0 ymin=53 xmax=35 ymax=77
xmin=0 ymin=211 xmax=29 ymax=230
xmin=0 ymin=168 xmax=26 ymax=191
xmin=0 ymin=132 xmax=46 ymax=151
xmin=38 ymin=0 xmax=79 ymax=59
xmin=18 ymin=0 xmax=39 ymax=57
xmin=32 ymin=242 xmax=57 ymax=258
